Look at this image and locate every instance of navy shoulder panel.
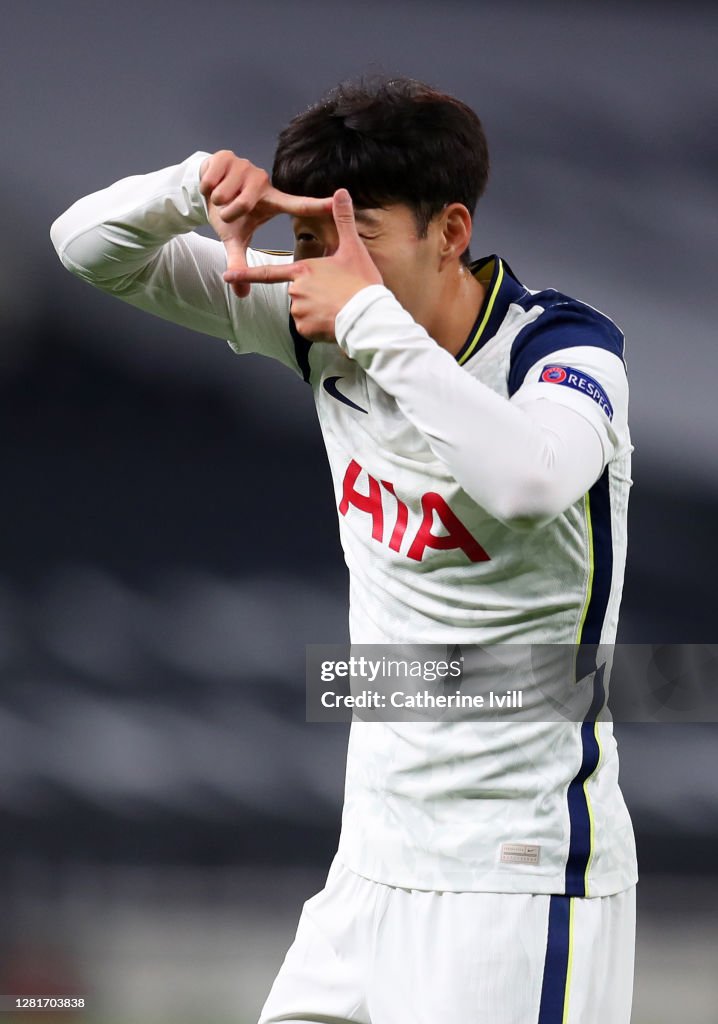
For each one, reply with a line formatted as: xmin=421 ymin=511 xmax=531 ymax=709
xmin=508 ymin=292 xmax=625 ymax=398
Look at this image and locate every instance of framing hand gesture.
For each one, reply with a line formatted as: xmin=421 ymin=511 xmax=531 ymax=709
xmin=200 ymin=150 xmax=334 ymax=298
xmin=224 ymin=189 xmax=383 ymax=341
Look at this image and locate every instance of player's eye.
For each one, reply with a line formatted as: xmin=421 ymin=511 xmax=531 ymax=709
xmin=295 ymin=232 xmax=318 ymax=243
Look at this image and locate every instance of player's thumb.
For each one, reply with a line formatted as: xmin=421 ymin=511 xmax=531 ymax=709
xmin=221 ymin=237 xmax=251 ymax=297
xmin=333 ymin=189 xmax=359 ymax=248
xmin=222 ymin=235 xmax=248 ymax=274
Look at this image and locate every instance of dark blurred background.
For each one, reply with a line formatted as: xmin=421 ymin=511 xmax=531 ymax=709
xmin=1 ymin=1 xmax=717 ymax=1021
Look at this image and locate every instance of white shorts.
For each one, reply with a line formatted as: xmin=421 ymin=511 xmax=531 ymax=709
xmin=258 ymin=857 xmax=635 ymax=1024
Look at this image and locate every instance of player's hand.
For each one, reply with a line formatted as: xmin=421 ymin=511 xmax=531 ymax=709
xmin=199 ymin=151 xmax=333 ymax=297
xmin=223 ymin=189 xmax=383 ymax=340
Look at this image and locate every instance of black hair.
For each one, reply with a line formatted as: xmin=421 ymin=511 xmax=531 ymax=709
xmin=272 ymin=76 xmax=489 ymax=266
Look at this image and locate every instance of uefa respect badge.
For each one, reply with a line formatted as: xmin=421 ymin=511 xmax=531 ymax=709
xmin=539 ymin=364 xmax=614 ymax=420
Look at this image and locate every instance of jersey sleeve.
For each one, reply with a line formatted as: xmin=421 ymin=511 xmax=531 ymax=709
xmin=507 ymin=299 xmax=630 ymax=468
xmin=335 ymin=286 xmax=607 ymax=530
xmin=50 ymin=152 xmax=304 ymax=377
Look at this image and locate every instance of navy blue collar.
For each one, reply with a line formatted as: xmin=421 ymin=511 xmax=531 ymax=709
xmin=455 ymin=255 xmax=526 ymax=365
xmin=291 ymin=254 xmax=527 ymax=382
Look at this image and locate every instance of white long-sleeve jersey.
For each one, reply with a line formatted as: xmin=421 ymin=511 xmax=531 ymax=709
xmin=51 ymin=153 xmax=637 ymax=897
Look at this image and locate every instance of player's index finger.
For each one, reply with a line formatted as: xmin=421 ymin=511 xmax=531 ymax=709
xmin=223 ymin=261 xmax=302 ymax=285
xmin=270 ymin=188 xmax=334 ymax=218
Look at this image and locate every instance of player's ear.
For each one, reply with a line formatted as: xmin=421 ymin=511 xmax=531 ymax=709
xmin=438 ymin=204 xmax=472 ymax=267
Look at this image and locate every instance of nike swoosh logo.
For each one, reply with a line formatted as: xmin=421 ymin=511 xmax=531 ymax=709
xmin=322 ymin=375 xmax=368 ymax=414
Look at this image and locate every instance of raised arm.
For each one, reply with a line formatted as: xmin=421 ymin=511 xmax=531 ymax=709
xmin=231 ymin=190 xmax=629 ymax=529
xmin=50 ymin=151 xmax=331 ymax=373
xmin=335 ymin=290 xmax=627 ymax=530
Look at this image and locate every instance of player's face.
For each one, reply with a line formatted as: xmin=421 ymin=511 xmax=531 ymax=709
xmin=291 ymin=204 xmax=443 ymax=324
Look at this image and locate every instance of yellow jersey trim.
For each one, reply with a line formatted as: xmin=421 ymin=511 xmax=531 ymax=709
xmin=574 ymin=491 xmax=602 ymax=896
xmin=457 ymin=259 xmax=505 ymax=365
xmin=583 ymin=723 xmax=603 ymax=896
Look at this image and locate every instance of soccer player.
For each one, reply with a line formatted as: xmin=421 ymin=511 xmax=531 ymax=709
xmin=51 ymin=77 xmax=637 ymax=1023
